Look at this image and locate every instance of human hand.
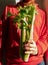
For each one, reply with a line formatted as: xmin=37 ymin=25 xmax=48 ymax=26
xmin=23 ymin=40 xmax=38 ymax=55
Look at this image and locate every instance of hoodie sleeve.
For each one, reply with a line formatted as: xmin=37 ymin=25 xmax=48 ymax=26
xmin=36 ymin=10 xmax=48 ymax=56
xmin=1 ymin=6 xmax=9 ymax=65
xmin=1 ymin=5 xmax=19 ymax=64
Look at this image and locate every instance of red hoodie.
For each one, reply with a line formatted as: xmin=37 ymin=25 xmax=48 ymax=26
xmin=1 ymin=5 xmax=48 ymax=65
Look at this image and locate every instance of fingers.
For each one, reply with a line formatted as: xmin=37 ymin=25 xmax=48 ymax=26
xmin=24 ymin=44 xmax=37 ymax=50
xmin=24 ymin=44 xmax=38 ymax=55
xmin=25 ymin=50 xmax=38 ymax=55
xmin=23 ymin=40 xmax=38 ymax=55
xmin=24 ymin=42 xmax=36 ymax=49
xmin=24 ymin=45 xmax=38 ymax=54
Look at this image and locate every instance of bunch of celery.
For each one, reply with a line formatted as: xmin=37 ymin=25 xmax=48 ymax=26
xmin=7 ymin=4 xmax=36 ymax=62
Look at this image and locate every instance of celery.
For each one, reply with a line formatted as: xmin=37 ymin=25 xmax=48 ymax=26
xmin=20 ymin=9 xmax=36 ymax=62
xmin=7 ymin=4 xmax=36 ymax=62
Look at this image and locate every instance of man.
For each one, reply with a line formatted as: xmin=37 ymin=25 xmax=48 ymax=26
xmin=1 ymin=0 xmax=48 ymax=65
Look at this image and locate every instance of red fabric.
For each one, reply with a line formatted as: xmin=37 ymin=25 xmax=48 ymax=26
xmin=1 ymin=5 xmax=48 ymax=65
xmin=45 ymin=29 xmax=48 ymax=60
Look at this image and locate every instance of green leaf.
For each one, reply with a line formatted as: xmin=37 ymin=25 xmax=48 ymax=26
xmin=7 ymin=11 xmax=12 ymax=17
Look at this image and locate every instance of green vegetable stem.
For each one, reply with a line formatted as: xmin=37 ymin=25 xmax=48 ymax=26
xmin=7 ymin=4 xmax=36 ymax=62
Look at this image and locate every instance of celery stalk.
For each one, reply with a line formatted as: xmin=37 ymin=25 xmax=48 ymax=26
xmin=7 ymin=5 xmax=36 ymax=62
xmin=20 ymin=22 xmax=26 ymax=60
xmin=20 ymin=8 xmax=36 ymax=62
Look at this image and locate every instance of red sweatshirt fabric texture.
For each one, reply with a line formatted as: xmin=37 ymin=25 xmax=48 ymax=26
xmin=1 ymin=5 xmax=48 ymax=65
xmin=44 ymin=29 xmax=48 ymax=61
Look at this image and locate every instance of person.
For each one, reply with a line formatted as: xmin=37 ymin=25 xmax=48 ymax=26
xmin=1 ymin=0 xmax=48 ymax=65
